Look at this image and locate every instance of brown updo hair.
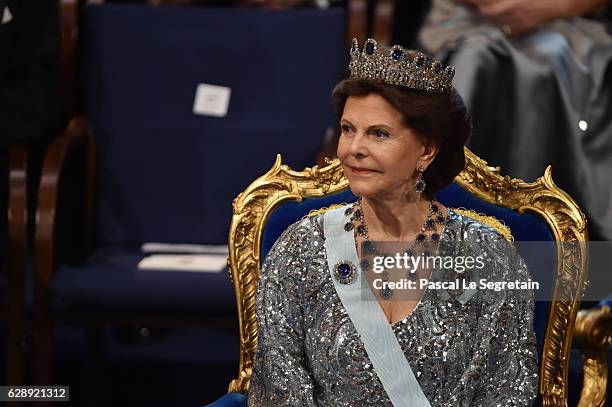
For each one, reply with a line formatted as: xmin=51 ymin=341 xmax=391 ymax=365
xmin=332 ymin=79 xmax=471 ymax=195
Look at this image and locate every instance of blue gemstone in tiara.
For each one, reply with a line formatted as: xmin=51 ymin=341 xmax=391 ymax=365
xmin=392 ymin=48 xmax=402 ymax=61
xmin=365 ymin=42 xmax=375 ymax=55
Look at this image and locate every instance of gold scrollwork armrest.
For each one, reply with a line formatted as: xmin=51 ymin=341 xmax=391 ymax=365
xmin=574 ymin=305 xmax=612 ymax=407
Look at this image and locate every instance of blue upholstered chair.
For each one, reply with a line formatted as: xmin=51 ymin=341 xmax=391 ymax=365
xmin=33 ymin=2 xmax=348 ymax=392
xmin=210 ymin=148 xmax=604 ymax=406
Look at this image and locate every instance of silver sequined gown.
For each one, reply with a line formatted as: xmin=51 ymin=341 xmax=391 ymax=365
xmin=247 ymin=207 xmax=538 ymax=406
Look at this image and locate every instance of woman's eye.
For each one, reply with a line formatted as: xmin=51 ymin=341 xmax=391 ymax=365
xmin=340 ymin=124 xmax=352 ymax=134
xmin=374 ymin=129 xmax=389 ymax=139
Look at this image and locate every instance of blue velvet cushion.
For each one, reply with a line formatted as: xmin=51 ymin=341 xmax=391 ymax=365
xmin=50 ymin=246 xmax=236 ymax=317
xmin=80 ymin=4 xmax=346 ymax=245
xmin=204 ymin=392 xmax=247 ymax=407
xmin=262 ymin=182 xmax=555 ymax=361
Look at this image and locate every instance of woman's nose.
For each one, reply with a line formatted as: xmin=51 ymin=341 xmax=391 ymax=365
xmin=348 ymin=133 xmax=368 ymax=157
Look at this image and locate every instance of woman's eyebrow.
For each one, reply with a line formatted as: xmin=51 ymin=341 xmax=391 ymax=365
xmin=366 ymin=123 xmax=394 ymax=130
xmin=340 ymin=119 xmax=394 ymax=130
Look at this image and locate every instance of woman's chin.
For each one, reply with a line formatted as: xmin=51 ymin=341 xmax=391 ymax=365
xmin=348 ymin=183 xmax=379 ymax=199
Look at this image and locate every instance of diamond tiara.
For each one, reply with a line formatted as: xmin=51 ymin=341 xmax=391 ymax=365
xmin=348 ymin=38 xmax=455 ymax=94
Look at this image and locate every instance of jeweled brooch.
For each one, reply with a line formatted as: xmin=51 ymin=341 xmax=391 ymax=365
xmin=333 ymin=260 xmax=356 ymax=285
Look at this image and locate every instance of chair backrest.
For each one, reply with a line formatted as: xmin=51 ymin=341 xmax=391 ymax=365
xmin=228 ymin=148 xmax=588 ymax=405
xmin=79 ymin=3 xmax=347 ymax=245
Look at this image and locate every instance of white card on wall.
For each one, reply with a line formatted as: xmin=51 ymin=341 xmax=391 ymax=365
xmin=193 ymin=83 xmax=231 ymax=117
xmin=2 ymin=6 xmax=13 ymax=24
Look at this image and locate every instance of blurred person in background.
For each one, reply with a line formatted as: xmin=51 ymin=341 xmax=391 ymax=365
xmin=419 ymin=0 xmax=612 ymax=241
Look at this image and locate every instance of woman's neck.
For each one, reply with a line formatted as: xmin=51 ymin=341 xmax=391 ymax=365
xmin=360 ymin=194 xmax=432 ymax=240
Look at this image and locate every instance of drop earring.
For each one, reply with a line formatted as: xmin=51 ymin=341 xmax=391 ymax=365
xmin=414 ymin=166 xmax=426 ymax=193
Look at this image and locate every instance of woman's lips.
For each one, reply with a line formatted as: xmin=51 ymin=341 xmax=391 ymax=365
xmin=350 ymin=166 xmax=375 ymax=174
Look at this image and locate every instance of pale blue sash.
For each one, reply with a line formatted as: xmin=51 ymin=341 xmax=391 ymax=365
xmin=323 ymin=207 xmax=432 ymax=407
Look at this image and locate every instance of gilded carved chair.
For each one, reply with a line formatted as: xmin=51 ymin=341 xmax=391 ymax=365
xmin=215 ymin=148 xmax=606 ymax=406
xmin=573 ymin=296 xmax=612 ymax=407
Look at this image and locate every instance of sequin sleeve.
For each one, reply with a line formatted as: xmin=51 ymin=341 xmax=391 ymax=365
xmin=470 ymin=238 xmax=539 ymax=406
xmin=247 ymin=219 xmax=318 ymax=407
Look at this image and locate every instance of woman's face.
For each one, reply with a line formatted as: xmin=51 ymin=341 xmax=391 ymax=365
xmin=337 ymin=94 xmax=438 ymax=200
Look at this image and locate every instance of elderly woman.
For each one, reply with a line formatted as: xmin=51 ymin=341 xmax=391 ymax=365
xmin=247 ymin=39 xmax=538 ymax=406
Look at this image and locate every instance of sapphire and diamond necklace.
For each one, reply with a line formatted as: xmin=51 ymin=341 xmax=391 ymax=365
xmin=342 ymin=199 xmax=447 ymax=299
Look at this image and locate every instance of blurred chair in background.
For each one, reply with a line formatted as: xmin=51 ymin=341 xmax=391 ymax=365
xmin=33 ymin=0 xmax=361 ymax=404
xmin=1 ymin=0 xmax=63 ymax=391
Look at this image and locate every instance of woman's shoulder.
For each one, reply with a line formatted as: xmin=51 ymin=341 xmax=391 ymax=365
xmin=445 ymin=208 xmax=520 ymax=266
xmin=266 ymin=203 xmax=345 ymax=259
xmin=259 ymin=205 xmax=334 ymax=288
xmin=446 ymin=207 xmax=513 ymax=244
xmin=277 ymin=202 xmax=352 ymax=241
xmin=446 ymin=208 xmax=530 ymax=280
